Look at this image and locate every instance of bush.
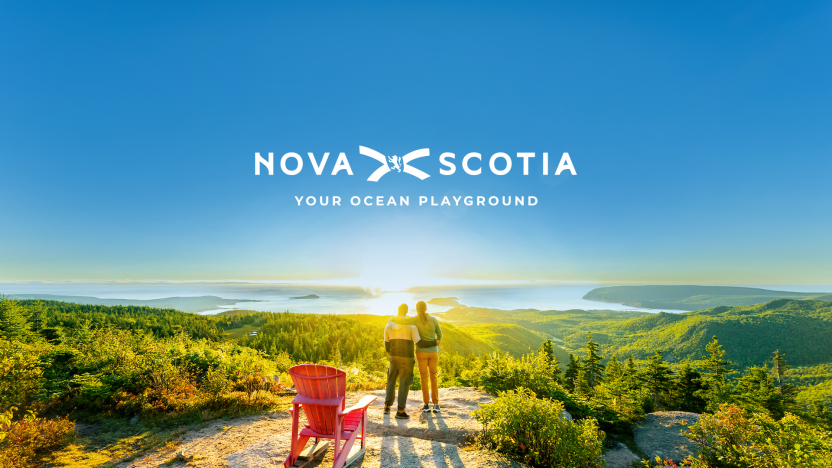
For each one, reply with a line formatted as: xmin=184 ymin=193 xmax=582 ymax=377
xmin=0 ymin=339 xmax=45 ymax=410
xmin=686 ymin=403 xmax=832 ymax=468
xmin=471 ymin=388 xmax=605 ymax=468
xmin=0 ymin=408 xmax=75 ymax=468
xmin=479 ymin=351 xmax=571 ymax=402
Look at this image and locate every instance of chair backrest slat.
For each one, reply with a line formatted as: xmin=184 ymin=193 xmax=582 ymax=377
xmin=289 ymin=364 xmax=347 ymax=436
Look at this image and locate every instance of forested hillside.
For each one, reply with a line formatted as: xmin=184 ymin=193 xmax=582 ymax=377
xmin=583 ymin=285 xmax=828 ymax=310
xmin=607 ymin=300 xmax=832 ymax=366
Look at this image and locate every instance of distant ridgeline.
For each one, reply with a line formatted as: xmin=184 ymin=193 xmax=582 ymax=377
xmin=583 ymin=285 xmax=832 ymax=311
xmin=7 ymin=294 xmax=259 ymax=313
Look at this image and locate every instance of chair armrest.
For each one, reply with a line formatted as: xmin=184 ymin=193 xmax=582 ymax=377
xmin=338 ymin=395 xmax=377 ymax=416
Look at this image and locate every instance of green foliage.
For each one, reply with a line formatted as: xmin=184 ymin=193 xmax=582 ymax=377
xmin=239 ymin=312 xmax=387 ymax=366
xmin=539 ymin=339 xmax=563 ymax=381
xmin=686 ymin=404 xmax=832 ymax=467
xmin=610 ymin=300 xmax=832 ymax=367
xmin=0 ymin=338 xmax=45 ymax=410
xmin=667 ymin=363 xmax=707 ymax=413
xmin=699 ymin=336 xmax=735 ymax=412
xmin=479 ymin=350 xmax=571 ymax=403
xmin=643 ymin=350 xmax=673 ymax=409
xmin=461 ymin=323 xmax=548 ymax=357
xmin=0 ymin=296 xmax=31 ymax=341
xmin=471 ymin=388 xmax=605 ymax=468
xmin=583 ymin=332 xmax=604 ymax=390
xmin=733 ymin=366 xmax=795 ymax=419
xmin=564 ymin=354 xmax=582 ymax=392
xmin=29 ymin=299 xmax=227 ymax=341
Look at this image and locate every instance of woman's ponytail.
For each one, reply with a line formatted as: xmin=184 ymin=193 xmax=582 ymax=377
xmin=416 ymin=301 xmax=428 ymax=324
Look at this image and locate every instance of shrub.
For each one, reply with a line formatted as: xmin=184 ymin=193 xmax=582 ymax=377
xmin=471 ymin=388 xmax=605 ymax=468
xmin=479 ymin=351 xmax=571 ymax=402
xmin=0 ymin=408 xmax=75 ymax=467
xmin=0 ymin=339 xmax=45 ymax=409
xmin=686 ymin=403 xmax=832 ymax=468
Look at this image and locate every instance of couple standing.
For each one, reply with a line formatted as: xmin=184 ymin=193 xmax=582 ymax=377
xmin=382 ymin=300 xmax=443 ymax=419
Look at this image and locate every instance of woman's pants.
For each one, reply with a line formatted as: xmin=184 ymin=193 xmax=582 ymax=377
xmin=415 ymin=351 xmax=439 ymax=404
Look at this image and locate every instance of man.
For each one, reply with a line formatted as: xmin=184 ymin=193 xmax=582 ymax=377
xmin=383 ymin=303 xmax=421 ymax=419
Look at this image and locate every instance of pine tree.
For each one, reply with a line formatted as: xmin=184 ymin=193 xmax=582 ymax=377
xmin=624 ymin=354 xmax=640 ymax=390
xmin=699 ymin=335 xmax=734 ymax=411
xmin=583 ymin=331 xmax=605 ymax=390
xmin=734 ymin=365 xmax=789 ymax=418
xmin=606 ymin=354 xmax=623 ymax=381
xmin=771 ymin=350 xmax=789 ymax=393
xmin=26 ymin=300 xmax=48 ymax=333
xmin=564 ymin=354 xmax=582 ymax=392
xmin=0 ymin=296 xmax=30 ymax=340
xmin=643 ymin=349 xmax=673 ymax=409
xmin=669 ymin=363 xmax=706 ymax=413
xmin=539 ymin=339 xmax=562 ymax=381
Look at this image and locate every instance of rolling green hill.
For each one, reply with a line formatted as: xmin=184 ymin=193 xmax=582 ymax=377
xmin=606 ymin=300 xmax=832 ymax=366
xmin=582 ymin=285 xmax=829 ymax=311
xmin=459 ymin=323 xmax=552 ymax=357
xmin=435 ymin=306 xmax=650 ymax=344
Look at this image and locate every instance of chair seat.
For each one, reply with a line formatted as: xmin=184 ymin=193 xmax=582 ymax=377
xmin=299 ymin=410 xmax=364 ymax=439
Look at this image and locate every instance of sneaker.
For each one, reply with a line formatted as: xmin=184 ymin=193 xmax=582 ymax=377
xmin=395 ymin=411 xmax=410 ymax=420
xmin=421 ymin=404 xmax=431 ymax=413
xmin=384 ymin=407 xmax=390 ymax=415
xmin=432 ymin=404 xmax=441 ymax=413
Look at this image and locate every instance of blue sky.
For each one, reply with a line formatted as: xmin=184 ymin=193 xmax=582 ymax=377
xmin=1 ymin=1 xmax=830 ymax=285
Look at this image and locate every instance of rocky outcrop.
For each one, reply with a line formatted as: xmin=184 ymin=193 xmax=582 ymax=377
xmin=634 ymin=412 xmax=702 ymax=462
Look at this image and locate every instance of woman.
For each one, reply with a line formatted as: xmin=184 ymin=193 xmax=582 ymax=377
xmin=391 ymin=300 xmax=443 ymax=413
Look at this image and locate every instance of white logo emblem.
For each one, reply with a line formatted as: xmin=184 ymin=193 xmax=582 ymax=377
xmin=360 ymin=146 xmax=430 ymax=182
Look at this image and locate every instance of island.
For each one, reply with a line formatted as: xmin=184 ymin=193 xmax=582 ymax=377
xmin=428 ymin=297 xmax=464 ymax=307
xmin=290 ymin=294 xmax=320 ymax=300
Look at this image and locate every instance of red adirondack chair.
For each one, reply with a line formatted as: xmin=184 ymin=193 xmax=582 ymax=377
xmin=284 ymin=364 xmax=376 ymax=468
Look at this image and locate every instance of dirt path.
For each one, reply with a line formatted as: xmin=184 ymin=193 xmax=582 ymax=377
xmin=117 ymin=387 xmax=526 ymax=468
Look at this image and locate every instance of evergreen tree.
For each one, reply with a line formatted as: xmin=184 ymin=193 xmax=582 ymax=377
xmin=771 ymin=350 xmax=788 ymax=392
xmin=539 ymin=339 xmax=562 ymax=381
xmin=26 ymin=300 xmax=48 ymax=333
xmin=605 ymin=354 xmax=623 ymax=381
xmin=769 ymin=349 xmax=799 ymax=405
xmin=643 ymin=349 xmax=673 ymax=409
xmin=575 ymin=368 xmax=591 ymax=395
xmin=734 ymin=365 xmax=789 ymax=419
xmin=597 ymin=354 xmax=642 ymax=419
xmin=699 ymin=335 xmax=734 ymax=411
xmin=583 ymin=331 xmax=605 ymax=390
xmin=563 ymin=354 xmax=582 ymax=392
xmin=624 ymin=354 xmax=640 ymax=390
xmin=0 ymin=296 xmax=30 ymax=340
xmin=668 ymin=363 xmax=706 ymax=413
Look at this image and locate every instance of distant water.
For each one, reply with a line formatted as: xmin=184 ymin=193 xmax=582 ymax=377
xmin=0 ymin=281 xmax=695 ymax=315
